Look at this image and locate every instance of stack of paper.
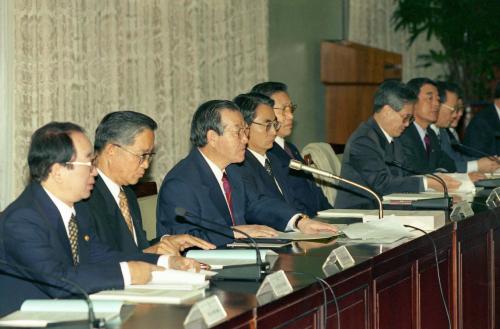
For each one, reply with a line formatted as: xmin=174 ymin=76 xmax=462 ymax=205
xmin=89 ymin=269 xmax=212 ymax=304
xmin=342 ymin=217 xmax=412 ymax=244
xmin=0 ymin=299 xmax=122 ymax=327
xmin=186 ymin=249 xmax=278 ymax=270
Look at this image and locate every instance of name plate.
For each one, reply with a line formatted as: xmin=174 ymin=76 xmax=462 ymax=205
xmin=323 ymin=245 xmax=355 ymax=270
xmin=256 ymin=270 xmax=293 ymax=305
xmin=450 ymin=201 xmax=474 ymax=222
xmin=184 ymin=295 xmax=227 ymax=329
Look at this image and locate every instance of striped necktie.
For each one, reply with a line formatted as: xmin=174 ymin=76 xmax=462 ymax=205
xmin=118 ymin=190 xmax=135 ymax=236
xmin=68 ymin=213 xmax=79 ymax=266
xmin=221 ymin=173 xmax=236 ymax=226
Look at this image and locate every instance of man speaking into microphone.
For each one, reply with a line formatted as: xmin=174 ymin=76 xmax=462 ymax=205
xmin=335 ymin=80 xmax=460 ymax=209
xmin=156 ymin=100 xmax=337 ymax=246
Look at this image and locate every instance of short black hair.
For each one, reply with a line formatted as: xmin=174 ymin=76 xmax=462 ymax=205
xmin=250 ymin=81 xmax=288 ymax=98
xmin=94 ymin=111 xmax=157 ymax=153
xmin=436 ymin=81 xmax=461 ymax=103
xmin=190 ymin=100 xmax=240 ymax=148
xmin=28 ymin=122 xmax=85 ymax=182
xmin=233 ymin=93 xmax=275 ymax=125
xmin=406 ymin=77 xmax=437 ymax=96
xmin=373 ymin=80 xmax=417 ymax=113
xmin=495 ymin=81 xmax=500 ymax=99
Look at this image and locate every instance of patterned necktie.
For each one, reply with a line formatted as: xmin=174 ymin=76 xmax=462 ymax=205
xmin=264 ymin=158 xmax=274 ymax=177
xmin=221 ymin=172 xmax=235 ymax=226
xmin=68 ymin=213 xmax=79 ymax=266
xmin=424 ymin=133 xmax=431 ymax=157
xmin=118 ymin=190 xmax=135 ymax=236
xmin=284 ymin=143 xmax=296 ymax=160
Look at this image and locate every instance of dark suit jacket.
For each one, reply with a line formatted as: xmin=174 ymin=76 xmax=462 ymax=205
xmin=398 ymin=122 xmax=457 ymax=174
xmin=79 ymin=175 xmax=150 ymax=254
xmin=436 ymin=127 xmax=477 ymax=173
xmin=334 ymin=118 xmax=424 ymax=209
xmin=0 ymin=183 xmax=158 ymax=316
xmin=234 ymin=150 xmax=302 ymax=211
xmin=268 ymin=141 xmax=332 ymax=216
xmin=156 ymin=149 xmax=297 ymax=246
xmin=464 ymin=104 xmax=500 ymax=156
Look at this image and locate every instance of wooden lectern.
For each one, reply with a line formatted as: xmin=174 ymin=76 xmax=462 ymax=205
xmin=321 ymin=41 xmax=402 ymax=144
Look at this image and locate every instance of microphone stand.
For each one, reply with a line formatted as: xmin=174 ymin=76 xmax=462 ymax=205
xmin=387 ymin=160 xmax=452 ymax=221
xmin=289 ymin=159 xmax=384 ymax=218
xmin=451 ymin=140 xmax=500 ymax=163
xmin=0 ymin=258 xmax=103 ymax=329
xmin=174 ymin=207 xmax=270 ymax=281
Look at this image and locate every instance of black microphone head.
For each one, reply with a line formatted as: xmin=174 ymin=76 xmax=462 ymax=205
xmin=174 ymin=207 xmax=187 ymax=217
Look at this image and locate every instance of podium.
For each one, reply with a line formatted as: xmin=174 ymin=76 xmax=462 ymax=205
xmin=321 ymin=41 xmax=402 ymax=144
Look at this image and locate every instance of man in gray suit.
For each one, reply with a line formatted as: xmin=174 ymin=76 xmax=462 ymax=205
xmin=430 ymin=82 xmax=499 ymax=175
xmin=335 ymin=80 xmax=459 ymax=209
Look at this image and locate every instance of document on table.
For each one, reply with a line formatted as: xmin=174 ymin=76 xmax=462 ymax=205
xmin=186 ymin=249 xmax=278 ymax=269
xmin=90 ymin=288 xmax=205 ymax=305
xmin=275 ymin=231 xmax=338 ymax=240
xmin=342 ymin=218 xmax=412 ymax=244
xmin=0 ymin=300 xmax=122 ymax=327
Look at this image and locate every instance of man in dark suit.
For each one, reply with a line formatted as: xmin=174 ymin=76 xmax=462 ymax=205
xmin=0 ymin=122 xmax=176 ymax=316
xmin=156 ymin=100 xmax=338 ymax=246
xmin=80 ymin=111 xmax=214 ymax=257
xmin=398 ymin=78 xmax=459 ymax=174
xmin=464 ymin=81 xmax=500 ymax=156
xmin=233 ymin=93 xmax=311 ymax=214
xmin=334 ymin=81 xmax=456 ymax=209
xmin=431 ymin=82 xmax=498 ymax=175
xmin=250 ymin=82 xmax=332 ymax=215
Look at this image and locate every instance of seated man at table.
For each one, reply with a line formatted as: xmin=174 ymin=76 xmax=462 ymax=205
xmin=398 ymin=78 xmax=458 ymax=174
xmin=0 ymin=122 xmax=198 ymax=316
xmin=334 ymin=80 xmax=459 ymax=209
xmin=464 ymin=81 xmax=500 ymax=157
xmin=80 ymin=111 xmax=215 ymax=256
xmin=431 ymin=81 xmax=499 ymax=175
xmin=156 ymin=100 xmax=338 ymax=246
xmin=250 ymin=81 xmax=332 ymax=216
xmin=233 ymin=92 xmax=307 ymax=213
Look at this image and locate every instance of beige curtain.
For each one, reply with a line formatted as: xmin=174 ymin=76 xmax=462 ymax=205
xmin=2 ymin=0 xmax=268 ymax=205
xmin=348 ymin=0 xmax=446 ymax=81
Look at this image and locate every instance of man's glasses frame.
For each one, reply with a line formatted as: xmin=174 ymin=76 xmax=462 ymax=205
xmin=113 ymin=143 xmax=156 ymax=164
xmin=273 ymin=103 xmax=297 ymax=115
xmin=251 ymin=119 xmax=281 ymax=133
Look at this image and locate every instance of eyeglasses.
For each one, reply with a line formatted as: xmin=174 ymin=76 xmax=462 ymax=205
xmin=224 ymin=126 xmax=250 ymax=139
xmin=65 ymin=160 xmax=96 ymax=170
xmin=113 ymin=144 xmax=155 ymax=164
xmin=441 ymin=103 xmax=457 ymax=112
xmin=273 ymin=103 xmax=297 ymax=115
xmin=251 ymin=119 xmax=281 ymax=133
xmin=399 ymin=113 xmax=415 ymax=124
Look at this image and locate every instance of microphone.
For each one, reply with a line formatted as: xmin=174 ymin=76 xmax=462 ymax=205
xmin=0 ymin=258 xmax=104 ymax=328
xmin=386 ymin=160 xmax=452 ymax=217
xmin=450 ymin=140 xmax=500 ymax=162
xmin=174 ymin=207 xmax=270 ymax=281
xmin=289 ymin=159 xmax=383 ymax=218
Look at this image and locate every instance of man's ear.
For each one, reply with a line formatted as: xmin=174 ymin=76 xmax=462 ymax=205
xmin=103 ymin=143 xmax=116 ymax=157
xmin=49 ymin=163 xmax=65 ymax=183
xmin=206 ymin=130 xmax=219 ymax=147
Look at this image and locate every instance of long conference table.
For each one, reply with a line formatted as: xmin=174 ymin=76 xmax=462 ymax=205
xmin=120 ymin=207 xmax=500 ymax=329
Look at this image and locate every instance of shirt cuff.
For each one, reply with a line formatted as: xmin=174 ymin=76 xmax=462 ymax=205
xmin=157 ymin=255 xmax=170 ymax=269
xmin=467 ymin=160 xmax=479 ymax=173
xmin=422 ymin=176 xmax=428 ymax=191
xmin=120 ymin=262 xmax=132 ymax=287
xmin=286 ymin=214 xmax=302 ymax=232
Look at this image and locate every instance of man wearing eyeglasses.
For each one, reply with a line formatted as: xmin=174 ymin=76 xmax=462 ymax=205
xmin=79 ymin=111 xmax=215 ymax=260
xmin=250 ymin=82 xmax=332 ymax=216
xmin=430 ymin=81 xmax=499 ymax=175
xmin=335 ymin=81 xmax=452 ymax=208
xmin=0 ymin=122 xmax=173 ymax=316
xmin=398 ymin=78 xmax=462 ymax=179
xmin=156 ymin=100 xmax=338 ymax=246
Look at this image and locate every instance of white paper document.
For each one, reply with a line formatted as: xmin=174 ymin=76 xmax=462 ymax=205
xmin=0 ymin=300 xmax=122 ymax=327
xmin=90 ymin=288 xmax=205 ymax=304
xmin=186 ymin=249 xmax=278 ymax=269
xmin=342 ymin=217 xmax=412 ymax=243
xmin=275 ymin=231 xmax=338 ymax=240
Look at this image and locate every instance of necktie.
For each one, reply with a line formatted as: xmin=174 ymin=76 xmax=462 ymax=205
xmin=68 ymin=214 xmax=79 ymax=266
xmin=424 ymin=134 xmax=431 ymax=157
xmin=118 ymin=190 xmax=135 ymax=236
xmin=284 ymin=143 xmax=295 ymax=160
xmin=221 ymin=173 xmax=235 ymax=226
xmin=264 ymin=158 xmax=274 ymax=177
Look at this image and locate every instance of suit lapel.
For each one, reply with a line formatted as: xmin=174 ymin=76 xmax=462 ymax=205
xmin=193 ymin=150 xmax=235 ymax=226
xmin=31 ymin=184 xmax=74 ymax=264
